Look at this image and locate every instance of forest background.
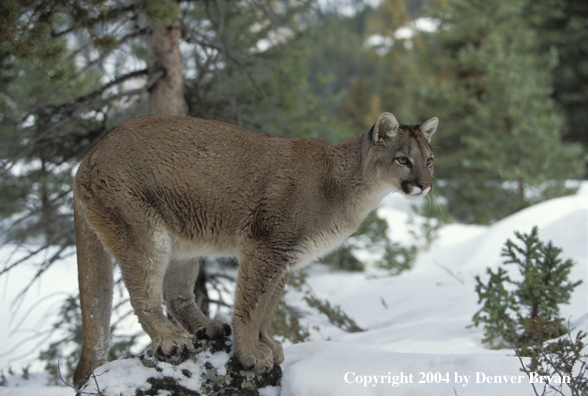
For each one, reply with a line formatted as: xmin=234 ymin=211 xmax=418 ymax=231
xmin=0 ymin=0 xmax=586 ymax=383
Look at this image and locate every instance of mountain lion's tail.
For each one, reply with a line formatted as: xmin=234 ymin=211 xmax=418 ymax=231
xmin=72 ymin=181 xmax=114 ymax=390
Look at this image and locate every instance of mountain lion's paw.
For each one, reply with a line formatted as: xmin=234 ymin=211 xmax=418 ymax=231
xmin=270 ymin=340 xmax=284 ymax=365
xmin=152 ymin=332 xmax=195 ymax=357
xmin=195 ymin=320 xmax=231 ymax=340
xmin=237 ymin=343 xmax=274 ymax=374
xmin=260 ymin=336 xmax=284 ymax=365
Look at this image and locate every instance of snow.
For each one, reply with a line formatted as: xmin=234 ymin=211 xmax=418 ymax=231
xmin=0 ymin=185 xmax=586 ymax=395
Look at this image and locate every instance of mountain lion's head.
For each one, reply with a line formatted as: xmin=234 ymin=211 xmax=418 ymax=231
xmin=366 ymin=112 xmax=438 ymax=200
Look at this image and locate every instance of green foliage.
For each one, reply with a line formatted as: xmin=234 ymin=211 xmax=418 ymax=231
xmin=471 ymin=226 xmax=582 ymax=349
xmin=303 ymin=0 xmax=586 ymax=226
xmin=0 ymin=0 xmax=146 ymax=88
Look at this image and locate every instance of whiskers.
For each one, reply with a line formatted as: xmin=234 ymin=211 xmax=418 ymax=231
xmin=424 ymin=190 xmax=449 ymax=222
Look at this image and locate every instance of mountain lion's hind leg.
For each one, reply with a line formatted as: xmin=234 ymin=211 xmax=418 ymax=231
xmin=163 ymin=258 xmax=231 ymax=339
xmin=108 ymin=227 xmax=195 ymax=358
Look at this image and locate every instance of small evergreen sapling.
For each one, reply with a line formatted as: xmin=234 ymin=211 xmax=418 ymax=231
xmin=471 ymin=226 xmax=582 ymax=348
xmin=502 ymin=227 xmax=582 ymax=344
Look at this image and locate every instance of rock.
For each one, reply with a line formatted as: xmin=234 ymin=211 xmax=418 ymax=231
xmin=78 ymin=337 xmax=282 ymax=396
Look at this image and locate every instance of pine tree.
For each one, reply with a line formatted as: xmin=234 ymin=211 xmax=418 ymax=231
xmin=418 ymin=0 xmax=584 ymax=224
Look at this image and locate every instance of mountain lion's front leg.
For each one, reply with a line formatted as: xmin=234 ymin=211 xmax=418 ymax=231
xmin=232 ymin=242 xmax=289 ymax=373
xmin=259 ymin=272 xmax=289 ymax=365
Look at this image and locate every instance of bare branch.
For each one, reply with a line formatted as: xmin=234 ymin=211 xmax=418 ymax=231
xmin=0 ymin=244 xmax=53 ymax=277
xmin=12 ymin=244 xmax=74 ymax=311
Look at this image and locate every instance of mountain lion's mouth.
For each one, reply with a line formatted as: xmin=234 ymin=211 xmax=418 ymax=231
xmin=419 ymin=186 xmax=432 ymax=196
xmin=406 ymin=186 xmax=431 ymax=200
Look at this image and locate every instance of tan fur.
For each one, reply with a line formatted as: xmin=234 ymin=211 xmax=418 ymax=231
xmin=72 ymin=112 xmax=438 ymax=388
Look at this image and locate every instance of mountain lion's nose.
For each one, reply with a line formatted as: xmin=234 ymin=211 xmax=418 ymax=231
xmin=418 ymin=182 xmax=432 ymax=191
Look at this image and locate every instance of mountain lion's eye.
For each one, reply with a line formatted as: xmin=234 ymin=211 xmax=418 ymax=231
xmin=427 ymin=158 xmax=434 ymax=166
xmin=397 ymin=156 xmax=409 ymax=165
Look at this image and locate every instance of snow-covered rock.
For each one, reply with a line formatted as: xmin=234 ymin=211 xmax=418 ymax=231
xmin=79 ymin=337 xmax=282 ymax=396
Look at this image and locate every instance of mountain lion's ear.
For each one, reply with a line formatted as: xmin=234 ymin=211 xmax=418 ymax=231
xmin=419 ymin=117 xmax=438 ymax=142
xmin=372 ymin=112 xmax=399 ymax=143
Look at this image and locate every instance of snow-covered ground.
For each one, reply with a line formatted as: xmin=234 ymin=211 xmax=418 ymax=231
xmin=1 ymin=185 xmax=586 ymax=395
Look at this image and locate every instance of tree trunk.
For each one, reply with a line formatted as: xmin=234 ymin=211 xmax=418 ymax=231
xmin=146 ymin=16 xmax=210 ymax=317
xmin=146 ymin=18 xmax=188 ymax=116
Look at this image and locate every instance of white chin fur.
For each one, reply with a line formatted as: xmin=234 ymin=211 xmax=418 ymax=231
xmin=405 ymin=194 xmax=423 ymax=202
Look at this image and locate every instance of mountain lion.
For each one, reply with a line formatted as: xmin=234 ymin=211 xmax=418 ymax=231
xmin=72 ymin=112 xmax=438 ymax=388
